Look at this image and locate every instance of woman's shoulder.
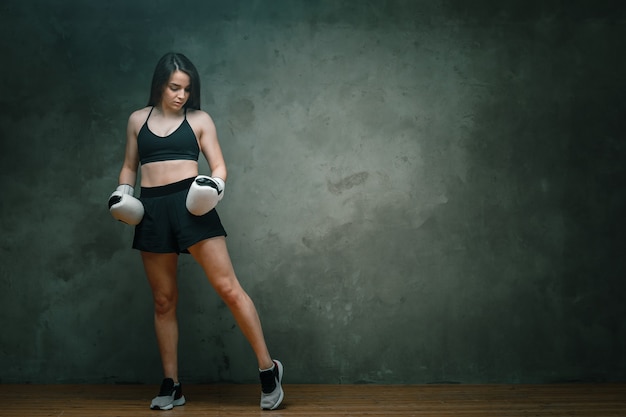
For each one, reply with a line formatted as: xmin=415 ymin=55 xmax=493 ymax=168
xmin=186 ymin=108 xmax=213 ymax=121
xmin=186 ymin=108 xmax=216 ymax=129
xmin=128 ymin=106 xmax=152 ymax=133
xmin=129 ymin=106 xmax=152 ymax=121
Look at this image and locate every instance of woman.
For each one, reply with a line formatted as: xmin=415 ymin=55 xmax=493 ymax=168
xmin=110 ymin=52 xmax=284 ymax=410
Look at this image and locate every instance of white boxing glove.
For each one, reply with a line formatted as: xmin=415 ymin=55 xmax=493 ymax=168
xmin=108 ymin=184 xmax=144 ymax=225
xmin=186 ymin=175 xmax=225 ymax=216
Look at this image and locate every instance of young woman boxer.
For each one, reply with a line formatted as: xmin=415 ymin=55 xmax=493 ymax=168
xmin=109 ymin=52 xmax=284 ymax=411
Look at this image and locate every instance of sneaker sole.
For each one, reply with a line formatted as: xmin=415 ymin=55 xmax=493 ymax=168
xmin=267 ymin=389 xmax=284 ymax=410
xmin=150 ymin=395 xmax=186 ymax=410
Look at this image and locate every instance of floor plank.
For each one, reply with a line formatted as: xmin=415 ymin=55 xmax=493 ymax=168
xmin=0 ymin=384 xmax=624 ymax=416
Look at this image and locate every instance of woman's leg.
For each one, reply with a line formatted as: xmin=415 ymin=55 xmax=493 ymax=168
xmin=187 ymin=236 xmax=273 ymax=370
xmin=141 ymin=251 xmax=181 ymax=381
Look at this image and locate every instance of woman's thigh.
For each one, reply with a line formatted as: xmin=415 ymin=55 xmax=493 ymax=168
xmin=187 ymin=237 xmax=239 ymax=290
xmin=141 ymin=251 xmax=180 ymax=299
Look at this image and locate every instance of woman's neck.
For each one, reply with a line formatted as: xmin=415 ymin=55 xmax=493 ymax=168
xmin=154 ymin=105 xmax=184 ymax=119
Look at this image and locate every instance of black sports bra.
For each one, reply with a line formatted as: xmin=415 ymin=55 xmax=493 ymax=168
xmin=137 ymin=107 xmax=200 ymax=165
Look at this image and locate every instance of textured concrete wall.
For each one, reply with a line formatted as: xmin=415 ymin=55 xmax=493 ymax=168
xmin=1 ymin=0 xmax=625 ymax=384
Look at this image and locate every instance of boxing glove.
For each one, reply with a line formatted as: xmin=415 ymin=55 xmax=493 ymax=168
xmin=108 ymin=184 xmax=144 ymax=225
xmin=186 ymin=175 xmax=225 ymax=216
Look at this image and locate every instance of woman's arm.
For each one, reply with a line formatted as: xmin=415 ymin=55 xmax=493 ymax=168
xmin=118 ymin=111 xmax=142 ymax=188
xmin=196 ymin=111 xmax=227 ymax=182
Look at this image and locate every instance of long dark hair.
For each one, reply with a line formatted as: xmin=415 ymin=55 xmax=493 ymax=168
xmin=147 ymin=52 xmax=201 ymax=110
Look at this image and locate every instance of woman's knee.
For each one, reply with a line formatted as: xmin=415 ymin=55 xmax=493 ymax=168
xmin=214 ymin=280 xmax=246 ymax=308
xmin=153 ymin=291 xmax=178 ymax=316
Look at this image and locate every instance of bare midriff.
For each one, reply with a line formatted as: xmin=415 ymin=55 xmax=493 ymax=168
xmin=140 ymin=160 xmax=199 ymax=187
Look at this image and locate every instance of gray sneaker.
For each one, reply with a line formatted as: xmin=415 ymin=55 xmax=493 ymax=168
xmin=259 ymin=360 xmax=284 ymax=410
xmin=150 ymin=378 xmax=186 ymax=410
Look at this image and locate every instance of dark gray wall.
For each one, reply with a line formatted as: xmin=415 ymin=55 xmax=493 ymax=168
xmin=1 ymin=0 xmax=624 ymax=384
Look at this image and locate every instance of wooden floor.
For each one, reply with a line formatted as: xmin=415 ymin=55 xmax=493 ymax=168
xmin=1 ymin=383 xmax=625 ymax=416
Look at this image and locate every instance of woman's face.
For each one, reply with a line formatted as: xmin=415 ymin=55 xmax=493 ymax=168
xmin=161 ymin=70 xmax=191 ymax=111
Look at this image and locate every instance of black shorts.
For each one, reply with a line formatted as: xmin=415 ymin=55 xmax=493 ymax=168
xmin=132 ymin=177 xmax=227 ymax=254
